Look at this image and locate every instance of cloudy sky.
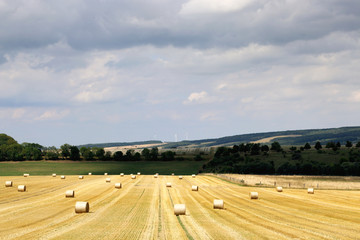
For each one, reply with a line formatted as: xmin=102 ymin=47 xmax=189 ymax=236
xmin=1 ymin=0 xmax=360 ymax=147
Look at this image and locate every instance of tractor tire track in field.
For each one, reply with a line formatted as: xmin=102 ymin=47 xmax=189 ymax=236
xmin=166 ymin=187 xmax=194 ymax=240
xmin=197 ymin=176 xmax=359 ymax=239
xmin=0 ymin=175 xmax=360 ymax=239
xmin=1 ymin=176 xmax=132 ymax=239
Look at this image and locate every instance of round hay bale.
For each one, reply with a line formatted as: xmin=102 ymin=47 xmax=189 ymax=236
xmin=65 ymin=190 xmax=75 ymax=198
xmin=174 ymin=204 xmax=186 ymax=216
xmin=115 ymin=183 xmax=122 ymax=189
xmin=106 ymin=178 xmax=111 ymax=183
xmin=137 ymin=172 xmax=141 ymax=175
xmin=5 ymin=181 xmax=13 ymax=187
xmin=213 ymin=199 xmax=224 ymax=209
xmin=276 ymin=186 xmax=283 ymax=192
xmin=23 ymin=173 xmax=29 ymax=177
xmin=192 ymin=174 xmax=196 ymax=178
xmin=75 ymin=201 xmax=89 ymax=213
xmin=120 ymin=173 xmax=124 ymax=177
xmin=166 ymin=182 xmax=172 ymax=187
xmin=104 ymin=173 xmax=108 ymax=175
xmin=18 ymin=185 xmax=26 ymax=192
xmin=52 ymin=173 xmax=56 ymax=177
xmin=192 ymin=185 xmax=198 ymax=191
xmin=131 ymin=175 xmax=136 ymax=179
xmin=179 ymin=176 xmax=183 ymax=180
xmin=154 ymin=174 xmax=158 ymax=178
xmin=61 ymin=175 xmax=66 ymax=179
xmin=78 ymin=176 xmax=84 ymax=179
xmin=88 ymin=173 xmax=92 ymax=175
xmin=250 ymin=192 xmax=259 ymax=199
xmin=171 ymin=173 xmax=174 ymax=176
xmin=308 ymin=188 xmax=314 ymax=194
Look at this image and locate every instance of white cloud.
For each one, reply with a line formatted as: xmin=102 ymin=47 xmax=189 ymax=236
xmin=11 ymin=108 xmax=26 ymax=119
xmin=1 ymin=1 xmax=360 ymax=146
xmin=35 ymin=110 xmax=70 ymax=121
xmin=0 ymin=107 xmax=70 ymax=122
xmin=349 ymin=91 xmax=360 ymax=103
xmin=180 ymin=0 xmax=252 ymax=15
xmin=184 ymin=91 xmax=218 ymax=104
xmin=74 ymin=88 xmax=111 ymax=103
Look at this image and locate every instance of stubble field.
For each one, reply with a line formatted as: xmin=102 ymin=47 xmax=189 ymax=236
xmin=1 ymin=174 xmax=360 ymax=239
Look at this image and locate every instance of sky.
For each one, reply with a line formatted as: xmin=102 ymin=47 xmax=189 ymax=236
xmin=1 ymin=0 xmax=360 ymax=147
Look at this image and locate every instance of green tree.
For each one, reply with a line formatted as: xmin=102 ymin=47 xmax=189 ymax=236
xmin=150 ymin=147 xmax=159 ymax=161
xmin=0 ymin=134 xmax=23 ymax=161
xmin=141 ymin=148 xmax=151 ymax=161
xmin=133 ymin=152 xmax=141 ymax=161
xmin=60 ymin=144 xmax=71 ymax=159
xmin=261 ymin=145 xmax=269 ymax=152
xmin=239 ymin=143 xmax=246 ymax=152
xmin=82 ymin=148 xmax=94 ymax=161
xmin=80 ymin=147 xmax=88 ymax=156
xmin=304 ymin=143 xmax=311 ymax=150
xmin=250 ymin=143 xmax=260 ymax=155
xmin=315 ymin=141 xmax=322 ymax=150
xmin=125 ymin=149 xmax=134 ymax=161
xmin=70 ymin=146 xmax=80 ymax=160
xmin=289 ymin=146 xmax=297 ymax=151
xmin=21 ymin=145 xmax=42 ymax=160
xmin=161 ymin=151 xmax=176 ymax=161
xmin=113 ymin=151 xmax=123 ymax=161
xmin=45 ymin=151 xmax=59 ymax=160
xmin=270 ymin=142 xmax=282 ymax=152
xmin=95 ymin=148 xmax=105 ymax=160
xmin=245 ymin=143 xmax=253 ymax=152
xmin=4 ymin=144 xmax=23 ymax=161
xmin=44 ymin=146 xmax=59 ymax=160
xmin=232 ymin=145 xmax=240 ymax=153
xmin=104 ymin=151 xmax=112 ymax=161
xmin=346 ymin=141 xmax=353 ymax=148
xmin=0 ymin=134 xmax=18 ymax=146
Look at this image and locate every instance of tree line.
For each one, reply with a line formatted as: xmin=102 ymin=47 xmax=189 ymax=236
xmin=200 ymin=141 xmax=360 ymax=176
xmin=0 ymin=134 xmax=203 ymax=162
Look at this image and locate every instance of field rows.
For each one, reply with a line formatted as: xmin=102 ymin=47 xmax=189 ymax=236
xmin=1 ymin=175 xmax=360 ymax=239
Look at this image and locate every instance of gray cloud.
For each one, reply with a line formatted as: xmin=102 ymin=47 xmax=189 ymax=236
xmin=1 ymin=1 xmax=359 ymax=51
xmin=1 ymin=0 xmax=360 ymax=146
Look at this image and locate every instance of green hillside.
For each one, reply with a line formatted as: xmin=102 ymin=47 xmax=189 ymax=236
xmin=162 ymin=126 xmax=360 ymax=148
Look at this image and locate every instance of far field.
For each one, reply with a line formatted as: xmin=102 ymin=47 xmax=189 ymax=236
xmin=0 ymin=161 xmax=206 ymax=176
xmin=1 ymin=174 xmax=359 ymax=239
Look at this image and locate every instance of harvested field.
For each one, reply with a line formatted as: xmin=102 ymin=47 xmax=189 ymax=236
xmin=215 ymin=174 xmax=360 ymax=189
xmin=0 ymin=175 xmax=359 ymax=239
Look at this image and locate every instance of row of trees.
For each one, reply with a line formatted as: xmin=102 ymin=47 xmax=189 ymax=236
xmin=0 ymin=134 xmax=201 ymax=161
xmin=56 ymin=145 xmax=180 ymax=161
xmin=201 ymin=141 xmax=360 ymax=176
xmin=226 ymin=142 xmax=282 ymax=156
xmin=0 ymin=134 xmax=43 ymax=161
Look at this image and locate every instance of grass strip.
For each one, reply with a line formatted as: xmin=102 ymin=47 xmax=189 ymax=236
xmin=167 ymin=188 xmax=194 ymax=240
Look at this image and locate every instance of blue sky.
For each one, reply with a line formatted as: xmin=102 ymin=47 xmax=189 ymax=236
xmin=1 ymin=0 xmax=360 ymax=147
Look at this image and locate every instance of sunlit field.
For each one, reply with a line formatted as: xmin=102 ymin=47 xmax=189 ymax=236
xmin=1 ymin=174 xmax=359 ymax=239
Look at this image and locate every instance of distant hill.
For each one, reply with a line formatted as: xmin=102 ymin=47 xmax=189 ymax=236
xmin=78 ymin=140 xmax=163 ymax=149
xmin=162 ymin=126 xmax=360 ymax=148
xmin=79 ymin=126 xmax=360 ymax=149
